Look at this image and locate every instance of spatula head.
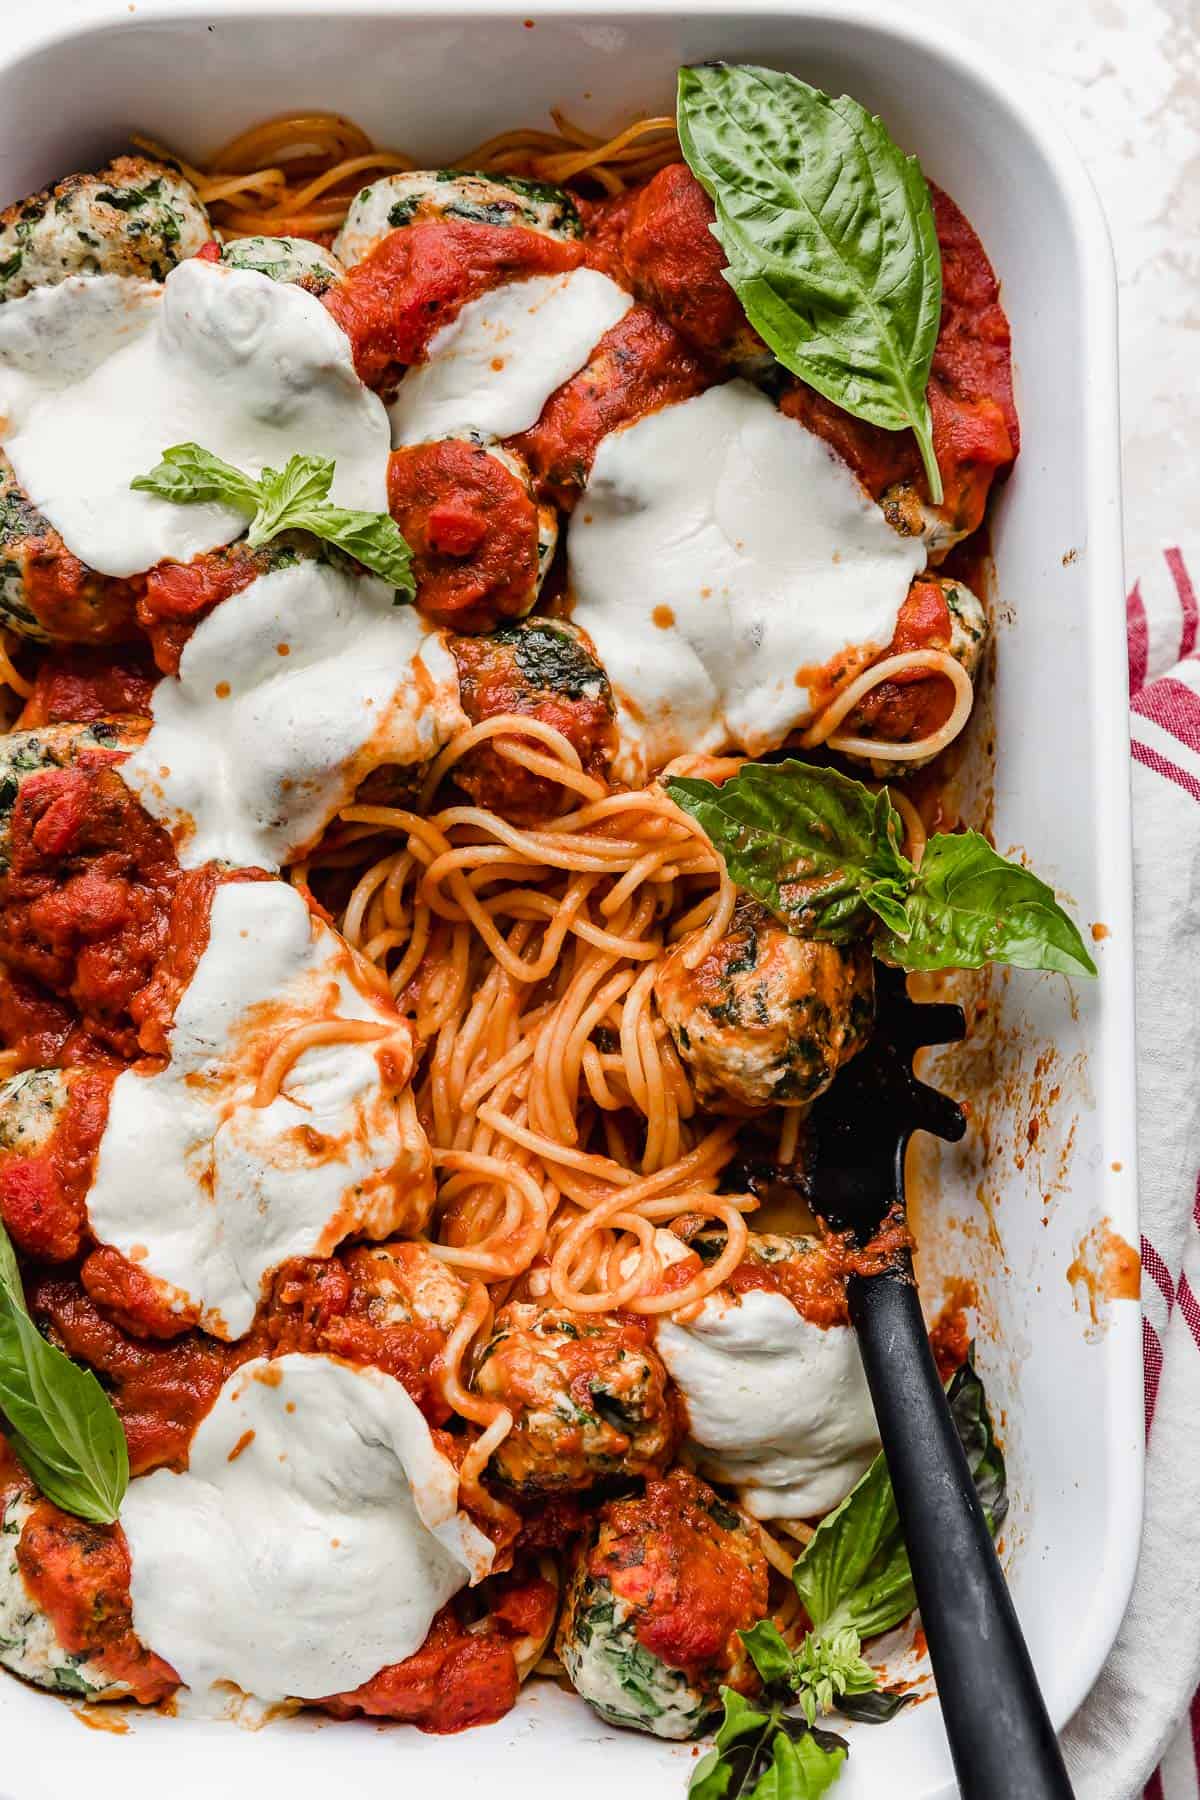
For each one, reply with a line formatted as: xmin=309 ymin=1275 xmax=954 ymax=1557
xmin=807 ymin=963 xmax=967 ymax=1243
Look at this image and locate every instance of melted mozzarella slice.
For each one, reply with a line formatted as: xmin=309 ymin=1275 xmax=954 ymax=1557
xmin=656 ymin=1282 xmax=879 ymax=1519
xmin=567 ymin=381 xmax=926 ymax=783
xmin=0 ymin=260 xmax=389 ymax=577
xmin=86 ymin=880 xmax=434 ymax=1340
xmin=389 ymin=268 xmax=631 ymax=446
xmin=122 ymin=1353 xmax=493 ymax=1702
xmin=120 ymin=556 xmax=464 ymax=871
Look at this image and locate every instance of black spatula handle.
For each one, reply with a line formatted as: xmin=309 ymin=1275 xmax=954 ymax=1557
xmin=849 ymin=1262 xmax=1075 ymax=1800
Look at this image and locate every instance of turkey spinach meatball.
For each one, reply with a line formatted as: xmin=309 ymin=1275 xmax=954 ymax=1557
xmin=0 ymin=1066 xmax=94 ymax=1262
xmin=472 ymin=1303 xmax=676 ymax=1493
xmin=387 ymin=437 xmax=556 ymax=631
xmin=0 ymin=454 xmax=140 ymax=643
xmin=334 ymin=170 xmax=580 ymax=267
xmin=449 ymin=618 xmax=616 ymax=822
xmin=655 ymin=897 xmax=874 ymax=1110
xmin=262 ymin=1243 xmax=467 ymax=1427
xmin=0 ymin=156 xmax=209 ymax=302
xmin=0 ymin=1480 xmax=176 ymax=1703
xmin=0 ymin=718 xmax=142 ymax=868
xmin=219 ymin=234 xmax=345 ymax=296
xmin=840 ymin=574 xmax=988 ymax=770
xmin=557 ymin=1469 xmax=768 ymax=1738
xmin=592 ymin=163 xmax=771 ymax=380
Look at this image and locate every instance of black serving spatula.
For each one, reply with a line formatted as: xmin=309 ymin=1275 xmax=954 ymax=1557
xmin=807 ymin=965 xmax=1074 ymax=1800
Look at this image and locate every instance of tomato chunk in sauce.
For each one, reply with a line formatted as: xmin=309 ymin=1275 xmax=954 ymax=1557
xmin=0 ymin=758 xmax=180 ymax=1060
xmin=17 ymin=648 xmax=158 ymax=729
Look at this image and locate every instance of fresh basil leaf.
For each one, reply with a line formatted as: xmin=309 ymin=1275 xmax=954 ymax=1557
xmin=691 ymin=1690 xmax=776 ymax=1800
xmin=946 ymin=1351 xmax=1009 ymax=1534
xmin=133 ymin=443 xmax=416 ymax=599
xmin=665 ymin=761 xmax=910 ymax=943
xmin=0 ymin=1223 xmax=128 ymax=1524
xmin=793 ymin=1454 xmax=915 ymax=1642
xmin=0 ymin=1213 xmax=23 ymax=1306
xmin=740 ymin=1620 xmax=799 ymax=1687
xmin=130 ymin=441 xmax=262 ymax=513
xmin=690 ymin=1690 xmax=849 ymax=1800
xmin=667 ymin=760 xmax=1096 ymax=978
xmin=789 ymin=1626 xmax=880 ymax=1727
xmin=677 ymin=63 xmax=943 ymax=503
xmin=876 ymin=828 xmax=1097 ymax=977
xmin=739 ymin=1621 xmax=881 ymax=1729
xmin=794 ymin=1347 xmax=1008 ymax=1643
xmin=276 ymin=501 xmax=415 ymax=594
xmin=249 ymin=453 xmax=336 ymax=539
xmin=834 ymin=1686 xmax=913 ymax=1724
xmin=761 ymin=1728 xmax=847 ymax=1800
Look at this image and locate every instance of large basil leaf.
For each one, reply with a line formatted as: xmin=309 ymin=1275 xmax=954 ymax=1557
xmin=792 ymin=1452 xmax=915 ymax=1642
xmin=665 ymin=761 xmax=1096 ymax=977
xmin=665 ymin=761 xmax=910 ymax=942
xmin=793 ymin=1351 xmax=1008 ymax=1640
xmin=677 ymin=63 xmax=944 ymax=502
xmin=0 ymin=1220 xmax=128 ymax=1524
xmin=876 ymin=829 xmax=1097 ymax=977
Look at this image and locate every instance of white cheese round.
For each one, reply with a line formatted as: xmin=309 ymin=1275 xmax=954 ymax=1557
xmin=0 ymin=259 xmax=390 ymax=577
xmin=119 ymin=556 xmax=465 ymax=872
xmin=566 ymin=380 xmax=927 ymax=783
xmin=656 ymin=1284 xmax=880 ymax=1520
xmin=121 ymin=1353 xmax=493 ymax=1703
xmin=388 ymin=268 xmax=632 ymax=447
xmin=85 ymin=879 xmax=434 ymax=1340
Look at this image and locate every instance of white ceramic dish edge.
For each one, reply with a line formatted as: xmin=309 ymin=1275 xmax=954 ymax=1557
xmin=0 ymin=6 xmax=1139 ymax=1798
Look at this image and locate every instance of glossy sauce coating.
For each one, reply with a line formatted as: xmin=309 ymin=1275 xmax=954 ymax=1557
xmin=387 ymin=440 xmax=541 ymax=631
xmin=324 ymin=219 xmax=584 ymax=390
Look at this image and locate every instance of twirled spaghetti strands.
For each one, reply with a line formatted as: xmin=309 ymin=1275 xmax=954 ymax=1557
xmin=800 ymin=649 xmax=975 ymax=762
xmin=305 ymin=714 xmax=762 ymax=1339
xmin=152 ymin=108 xmax=681 ymax=242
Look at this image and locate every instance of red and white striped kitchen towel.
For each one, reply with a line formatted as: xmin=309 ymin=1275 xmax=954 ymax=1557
xmin=1059 ymin=548 xmax=1200 ymax=1800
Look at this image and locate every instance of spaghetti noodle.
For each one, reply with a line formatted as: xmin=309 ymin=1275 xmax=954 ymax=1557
xmin=800 ymin=649 xmax=975 ymax=763
xmin=318 ymin=716 xmax=761 ymax=1328
xmin=135 ymin=108 xmax=681 ymax=241
xmin=313 ymin=715 xmax=936 ymax=1338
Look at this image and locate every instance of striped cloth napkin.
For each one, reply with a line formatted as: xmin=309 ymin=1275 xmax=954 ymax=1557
xmin=1059 ymin=547 xmax=1200 ymax=1799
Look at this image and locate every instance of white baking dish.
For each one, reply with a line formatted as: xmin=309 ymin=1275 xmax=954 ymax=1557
xmin=0 ymin=4 xmax=1140 ymax=1797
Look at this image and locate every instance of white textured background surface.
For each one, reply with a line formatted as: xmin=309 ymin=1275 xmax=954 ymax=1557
xmin=921 ymin=0 xmax=1198 ymax=593
xmin=0 ymin=0 xmax=1195 ymax=1793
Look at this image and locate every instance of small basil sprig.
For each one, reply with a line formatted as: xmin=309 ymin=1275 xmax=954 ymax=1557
xmin=689 ymin=1356 xmax=1005 ymax=1800
xmin=742 ymin=1621 xmax=882 ymax=1728
xmin=0 ymin=1220 xmax=128 ymax=1523
xmin=665 ymin=760 xmax=1097 ymax=978
xmin=132 ymin=443 xmax=415 ymax=597
xmin=677 ymin=63 xmax=944 ymax=504
xmin=794 ymin=1354 xmax=1009 ymax=1646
